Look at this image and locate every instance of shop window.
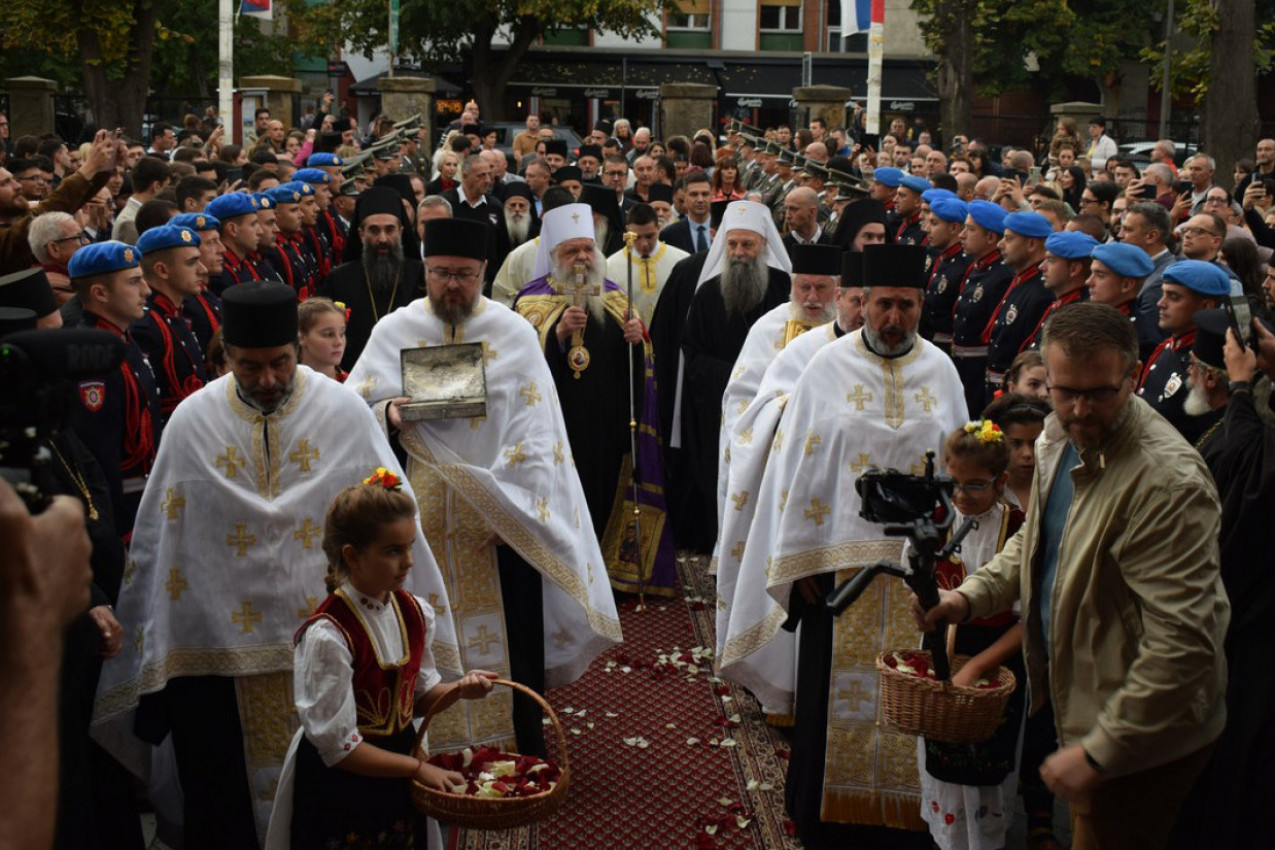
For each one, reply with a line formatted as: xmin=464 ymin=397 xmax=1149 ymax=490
xmin=759 ymin=0 xmax=802 ymax=51
xmin=667 ymin=0 xmax=711 ymax=49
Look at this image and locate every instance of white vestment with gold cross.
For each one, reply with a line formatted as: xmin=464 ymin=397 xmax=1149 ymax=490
xmin=721 ymin=330 xmax=966 ymax=828
xmin=92 ymin=365 xmax=459 ymax=839
xmin=605 ymin=240 xmax=689 ymax=325
xmin=715 ymin=321 xmax=839 ymax=714
xmin=346 ymin=296 xmax=623 ymax=753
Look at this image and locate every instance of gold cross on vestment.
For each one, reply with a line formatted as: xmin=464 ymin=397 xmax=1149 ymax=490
xmin=804 ymin=498 xmax=832 ymax=527
xmin=227 ymin=523 xmax=257 ymax=556
xmin=779 ymin=490 xmax=789 ymax=513
xmin=480 ymin=340 xmax=499 ymax=366
xmin=294 ymin=517 xmax=321 ymax=550
xmin=553 ymin=441 xmax=565 ymax=465
xmin=289 ymin=440 xmax=320 ymax=472
xmin=915 ymin=386 xmax=937 ymax=413
xmin=298 ymin=596 xmax=318 ymax=619
xmin=731 ymin=540 xmax=746 ymax=561
xmin=427 ymin=593 xmax=446 ymax=615
xmin=356 ymin=374 xmax=377 ymax=399
xmin=134 ymin=626 xmax=144 ymax=654
xmin=520 ymin=382 xmax=542 ymax=407
xmin=216 ymin=446 xmax=245 ymax=479
xmin=737 ymin=428 xmax=753 ymax=446
xmin=835 ymin=677 xmax=875 ymax=715
xmin=504 ymin=442 xmax=529 ymax=467
xmin=468 ymin=625 xmax=501 ymax=656
xmin=552 ymin=628 xmax=574 ymax=648
xmin=850 ymin=452 xmax=873 ymax=474
xmin=772 ymin=429 xmax=785 ymax=453
xmin=231 ymin=600 xmax=263 ymax=634
xmin=731 ymin=491 xmax=749 ymax=512
xmin=846 ymin=384 xmax=874 ymax=411
xmin=536 ymin=497 xmax=550 ymax=523
xmin=804 ymin=431 xmax=822 ymax=456
xmin=165 ymin=568 xmax=187 ymax=601
xmin=161 ymin=488 xmax=185 ymax=521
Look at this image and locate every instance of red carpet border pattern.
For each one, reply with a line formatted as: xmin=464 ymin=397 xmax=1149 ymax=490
xmin=451 ymin=555 xmax=803 ymax=850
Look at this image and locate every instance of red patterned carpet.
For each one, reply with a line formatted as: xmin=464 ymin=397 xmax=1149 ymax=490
xmin=451 ymin=556 xmax=802 ymax=850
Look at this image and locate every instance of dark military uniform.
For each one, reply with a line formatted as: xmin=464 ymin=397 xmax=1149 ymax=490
xmin=183 ymin=289 xmax=222 ymax=357
xmin=1025 ymin=287 xmax=1087 ymax=351
xmin=70 ymin=311 xmax=163 ymax=538
xmin=1138 ymin=330 xmax=1204 ymax=442
xmin=894 ymin=211 xmax=924 ymax=246
xmin=951 ymin=249 xmax=1013 ymax=418
xmin=214 ymin=247 xmax=265 ymax=295
xmin=1116 ymin=300 xmax=1164 ymax=363
xmin=983 ymin=261 xmax=1050 ymax=404
xmin=132 ymin=291 xmax=207 ymax=425
xmin=922 ymin=243 xmax=972 ymax=351
xmin=317 ymin=209 xmax=347 ymax=268
xmin=303 ymin=223 xmax=334 ymax=281
xmin=271 ymin=233 xmax=318 ymax=300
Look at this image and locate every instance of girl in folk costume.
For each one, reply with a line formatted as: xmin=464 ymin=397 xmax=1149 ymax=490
xmin=268 ymin=471 xmax=496 ymax=849
xmin=919 ymin=422 xmax=1027 ymax=850
xmin=298 ymin=296 xmax=350 ymax=382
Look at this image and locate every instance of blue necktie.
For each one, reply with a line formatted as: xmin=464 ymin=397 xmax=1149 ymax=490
xmin=695 ymin=224 xmax=708 ymax=253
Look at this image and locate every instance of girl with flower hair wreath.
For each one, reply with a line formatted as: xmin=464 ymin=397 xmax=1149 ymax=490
xmin=268 ymin=470 xmax=497 ymax=849
xmin=917 ymin=422 xmax=1028 ymax=850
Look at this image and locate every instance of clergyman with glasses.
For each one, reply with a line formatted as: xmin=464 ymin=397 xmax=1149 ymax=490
xmin=347 ymin=216 xmax=622 ymax=761
xmin=918 ymin=301 xmax=1229 ymax=850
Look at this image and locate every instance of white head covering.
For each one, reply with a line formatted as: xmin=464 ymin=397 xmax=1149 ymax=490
xmin=695 ymin=200 xmax=792 ymax=287
xmin=532 ymin=203 xmax=596 ymax=280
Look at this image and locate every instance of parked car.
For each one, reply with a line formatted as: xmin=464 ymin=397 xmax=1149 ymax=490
xmin=1117 ymin=140 xmax=1198 ymax=167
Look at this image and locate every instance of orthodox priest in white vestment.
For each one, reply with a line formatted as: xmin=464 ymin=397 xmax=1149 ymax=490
xmin=93 ymin=281 xmax=459 ymax=848
xmin=347 ymin=217 xmax=622 ymax=760
xmin=723 ymin=245 xmax=966 ymax=848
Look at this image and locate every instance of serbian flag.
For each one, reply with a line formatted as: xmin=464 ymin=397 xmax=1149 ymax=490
xmin=840 ymin=0 xmax=882 ymax=36
xmin=240 ymin=0 xmax=272 ymax=19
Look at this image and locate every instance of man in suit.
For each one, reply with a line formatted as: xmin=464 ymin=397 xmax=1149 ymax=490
xmin=660 ymin=171 xmax=713 ymax=254
xmin=443 ymin=152 xmax=507 ymax=287
xmin=780 ymin=187 xmax=835 ymax=258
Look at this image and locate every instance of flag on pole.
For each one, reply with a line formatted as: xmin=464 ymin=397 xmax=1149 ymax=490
xmin=839 ymin=0 xmax=873 ymax=36
xmin=240 ymin=0 xmax=272 ymax=19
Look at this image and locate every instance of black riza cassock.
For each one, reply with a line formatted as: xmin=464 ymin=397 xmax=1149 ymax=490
xmin=318 ymin=256 xmax=424 ymax=371
xmin=679 ymin=267 xmax=790 ymax=550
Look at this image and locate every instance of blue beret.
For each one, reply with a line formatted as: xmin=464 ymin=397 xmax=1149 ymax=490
xmin=171 ymin=212 xmax=219 ymax=232
xmin=68 ymin=240 xmax=140 ymax=279
xmin=264 ymin=184 xmax=304 ymax=206
xmin=136 ymin=224 xmax=201 ymax=256
xmin=929 ymin=195 xmax=969 ymax=224
xmin=921 ymin=188 xmax=957 ymax=205
xmin=966 ymin=200 xmax=1007 ymax=235
xmin=1090 ymin=242 xmax=1154 ymax=278
xmin=293 ymin=168 xmax=332 ymax=185
xmin=1003 ymin=211 xmax=1053 ymax=238
xmin=873 ymin=167 xmax=904 ymax=188
xmin=305 ymin=153 xmax=344 ymax=168
xmin=899 ymin=175 xmax=931 ymax=195
xmin=1044 ymin=231 xmax=1100 ymax=260
xmin=204 ymin=192 xmax=260 ymax=222
xmin=279 ymin=180 xmax=315 ymax=197
xmin=1162 ymin=259 xmax=1231 ymax=296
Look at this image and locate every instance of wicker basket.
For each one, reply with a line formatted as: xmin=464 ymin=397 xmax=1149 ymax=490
xmin=410 ymin=678 xmax=570 ymax=830
xmin=876 ymin=651 xmax=1017 ymax=744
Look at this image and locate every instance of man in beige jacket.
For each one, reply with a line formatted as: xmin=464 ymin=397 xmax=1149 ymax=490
xmin=918 ymin=301 xmax=1229 ymax=850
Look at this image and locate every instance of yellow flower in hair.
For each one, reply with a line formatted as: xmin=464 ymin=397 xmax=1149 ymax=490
xmin=362 ymin=467 xmax=402 ymax=490
xmin=977 ymin=420 xmax=1003 ymax=444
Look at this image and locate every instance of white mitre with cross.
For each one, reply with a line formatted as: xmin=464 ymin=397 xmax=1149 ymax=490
xmin=531 ymin=202 xmax=597 ymax=280
xmin=696 ymin=199 xmax=792 ymax=287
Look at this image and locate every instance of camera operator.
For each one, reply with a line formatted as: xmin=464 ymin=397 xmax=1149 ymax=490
xmin=915 ymin=302 xmax=1228 ymax=849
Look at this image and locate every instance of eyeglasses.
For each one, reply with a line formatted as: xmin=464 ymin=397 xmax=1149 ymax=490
xmin=1046 ymin=373 xmax=1132 ymax=406
xmin=952 ymin=480 xmax=995 ymax=493
xmin=426 ymin=267 xmax=481 ymax=284
xmin=52 ymin=232 xmax=90 ymax=245
xmin=1181 ymin=226 xmax=1221 ymax=238
xmin=1080 ymin=196 xmax=1099 ymax=205
xmin=1204 ymin=196 xmax=1229 ymax=205
xmin=17 ymin=174 xmax=49 ymax=184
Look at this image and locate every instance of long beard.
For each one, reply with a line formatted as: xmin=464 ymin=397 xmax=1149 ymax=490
xmin=594 ymin=217 xmax=610 ymax=248
xmin=553 ymin=254 xmax=608 ymax=324
xmin=505 ymin=211 xmax=531 ymax=247
xmin=1183 ymin=381 xmax=1214 ymax=416
xmin=429 ymin=290 xmax=476 ymax=326
xmin=362 ymin=242 xmax=404 ymax=293
xmin=862 ymin=323 xmax=917 ymax=357
xmin=720 ymin=255 xmax=769 ymax=318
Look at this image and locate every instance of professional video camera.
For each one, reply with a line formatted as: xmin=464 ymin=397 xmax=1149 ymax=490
xmin=0 ymin=328 xmax=124 ymax=513
xmin=826 ymin=451 xmax=978 ymax=681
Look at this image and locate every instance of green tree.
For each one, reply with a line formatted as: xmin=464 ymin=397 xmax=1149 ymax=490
xmin=294 ymin=0 xmax=669 ymax=121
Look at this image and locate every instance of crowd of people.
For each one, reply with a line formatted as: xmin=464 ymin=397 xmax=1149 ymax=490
xmin=0 ymin=99 xmax=1271 ymax=850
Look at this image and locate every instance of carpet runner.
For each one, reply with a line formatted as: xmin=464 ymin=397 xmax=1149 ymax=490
xmin=451 ymin=556 xmax=802 ymax=850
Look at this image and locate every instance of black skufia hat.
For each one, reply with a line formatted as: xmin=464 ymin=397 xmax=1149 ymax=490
xmin=862 ymin=243 xmax=928 ymax=288
xmin=221 ymin=281 xmax=298 ymax=348
xmin=791 ymin=243 xmax=843 ymax=277
xmin=423 ymin=218 xmax=490 ymax=262
xmin=0 ymin=268 xmax=58 ymax=319
xmin=0 ymin=306 xmax=37 ymax=338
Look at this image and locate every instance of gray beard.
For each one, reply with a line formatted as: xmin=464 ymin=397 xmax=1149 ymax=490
xmin=594 ymin=217 xmax=609 ymax=248
xmin=1183 ymin=382 xmax=1214 ymax=416
xmin=862 ymin=324 xmax=917 ymax=357
xmin=363 ymin=243 xmax=404 ymax=293
xmin=553 ymin=254 xmax=608 ymax=324
xmin=505 ymin=212 xmax=531 ymax=247
xmin=720 ymin=255 xmax=769 ymax=318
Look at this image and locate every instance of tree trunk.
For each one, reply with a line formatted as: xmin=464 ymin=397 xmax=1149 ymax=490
xmin=1203 ymin=0 xmax=1257 ymax=190
xmin=76 ymin=1 xmax=157 ymax=138
xmin=469 ymin=14 xmax=541 ymax=122
xmin=932 ymin=0 xmax=973 ymax=140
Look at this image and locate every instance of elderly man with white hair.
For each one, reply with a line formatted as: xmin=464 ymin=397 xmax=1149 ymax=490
xmin=511 ymin=203 xmax=678 ymax=596
xmin=27 ymin=210 xmax=88 ymax=303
